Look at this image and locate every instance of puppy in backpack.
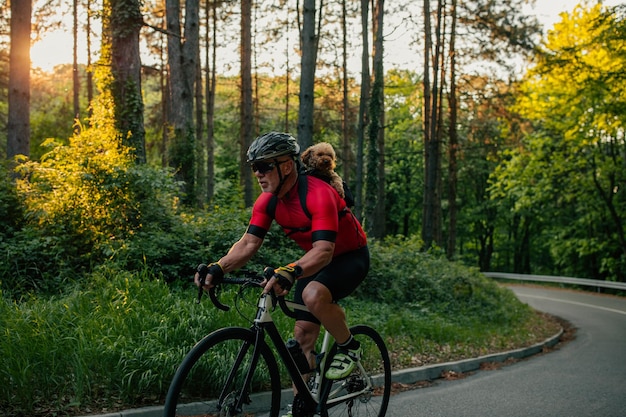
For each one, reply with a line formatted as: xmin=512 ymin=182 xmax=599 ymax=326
xmin=301 ymin=142 xmax=345 ymax=198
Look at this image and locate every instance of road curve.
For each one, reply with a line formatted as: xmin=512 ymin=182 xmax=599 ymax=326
xmin=387 ymin=285 xmax=626 ymax=417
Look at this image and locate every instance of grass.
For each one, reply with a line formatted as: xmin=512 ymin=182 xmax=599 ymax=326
xmin=0 ymin=264 xmax=561 ymax=417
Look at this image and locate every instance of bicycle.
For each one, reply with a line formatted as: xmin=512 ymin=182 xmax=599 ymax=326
xmin=163 ymin=269 xmax=391 ymax=417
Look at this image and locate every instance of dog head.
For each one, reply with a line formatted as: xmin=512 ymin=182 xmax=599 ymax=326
xmin=301 ymin=142 xmax=337 ymax=173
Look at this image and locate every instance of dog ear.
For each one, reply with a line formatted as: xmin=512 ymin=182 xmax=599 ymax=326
xmin=301 ymin=147 xmax=312 ymax=165
xmin=324 ymin=142 xmax=336 ymax=159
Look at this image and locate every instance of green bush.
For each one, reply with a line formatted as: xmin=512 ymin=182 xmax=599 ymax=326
xmin=1 ymin=127 xmax=185 ymax=298
xmin=0 ymin=163 xmax=23 ymax=238
xmin=361 ymin=235 xmax=528 ymax=325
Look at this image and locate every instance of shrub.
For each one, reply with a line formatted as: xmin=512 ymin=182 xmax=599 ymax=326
xmin=360 ymin=235 xmax=530 ymax=325
xmin=2 ymin=126 xmax=182 ymax=298
xmin=0 ymin=163 xmax=23 ymax=238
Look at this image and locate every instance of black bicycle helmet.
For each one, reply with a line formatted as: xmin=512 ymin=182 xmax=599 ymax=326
xmin=247 ymin=132 xmax=300 ymax=162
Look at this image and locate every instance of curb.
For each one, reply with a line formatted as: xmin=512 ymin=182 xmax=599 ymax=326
xmin=391 ymin=327 xmax=563 ymax=385
xmin=81 ymin=328 xmax=563 ymax=417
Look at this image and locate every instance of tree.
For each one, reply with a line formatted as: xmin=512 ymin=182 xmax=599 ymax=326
xmin=72 ymin=0 xmax=79 ymax=123
xmin=166 ymin=0 xmax=200 ymax=205
xmin=240 ymin=0 xmax=254 ymax=206
xmin=354 ymin=0 xmax=370 ymax=221
xmin=102 ymin=0 xmax=146 ymax=162
xmin=364 ymin=0 xmax=385 ymax=238
xmin=7 ymin=0 xmax=32 ymax=161
xmin=205 ymin=0 xmax=218 ymax=205
xmin=86 ymin=0 xmax=95 ymax=116
xmin=384 ymin=70 xmax=424 ymax=237
xmin=493 ymin=4 xmax=626 ymax=281
xmin=447 ymin=0 xmax=458 ymax=259
xmin=421 ymin=0 xmax=442 ymax=250
xmin=296 ymin=0 xmax=321 ymax=149
xmin=421 ymin=0 xmax=541 ymax=252
xmin=340 ymin=0 xmax=350 ymax=184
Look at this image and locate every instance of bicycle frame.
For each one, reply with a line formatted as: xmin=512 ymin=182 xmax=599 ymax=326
xmin=252 ymin=291 xmax=376 ymax=414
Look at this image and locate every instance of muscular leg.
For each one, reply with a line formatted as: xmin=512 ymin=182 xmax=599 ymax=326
xmin=301 ymin=281 xmax=351 ymax=345
xmin=294 ymin=320 xmax=320 ymax=368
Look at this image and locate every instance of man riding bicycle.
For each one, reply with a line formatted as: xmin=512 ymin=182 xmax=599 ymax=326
xmin=195 ymin=132 xmax=369 ymax=402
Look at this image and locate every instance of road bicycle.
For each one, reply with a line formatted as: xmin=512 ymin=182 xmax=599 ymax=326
xmin=163 ymin=269 xmax=391 ymax=417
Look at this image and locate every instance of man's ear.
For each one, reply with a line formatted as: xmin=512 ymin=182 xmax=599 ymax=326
xmin=282 ymin=158 xmax=296 ymax=175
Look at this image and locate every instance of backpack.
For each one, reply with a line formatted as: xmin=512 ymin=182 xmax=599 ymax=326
xmin=266 ymin=171 xmax=353 ymax=235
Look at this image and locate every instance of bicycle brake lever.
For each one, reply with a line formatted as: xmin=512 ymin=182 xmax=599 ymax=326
xmin=196 ymin=273 xmax=205 ymax=304
xmin=209 ymin=286 xmax=230 ymax=311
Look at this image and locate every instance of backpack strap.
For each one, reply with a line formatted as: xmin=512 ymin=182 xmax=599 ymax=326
xmin=266 ymin=194 xmax=278 ymax=218
xmin=265 ymin=174 xmax=310 ymax=219
xmin=297 ymin=173 xmax=312 ymax=219
xmin=266 ymin=174 xmax=350 ymax=236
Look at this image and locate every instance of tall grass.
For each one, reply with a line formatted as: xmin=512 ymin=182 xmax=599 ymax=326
xmin=0 ymin=239 xmax=560 ymax=417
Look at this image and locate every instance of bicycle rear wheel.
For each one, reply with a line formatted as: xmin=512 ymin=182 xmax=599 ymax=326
xmin=163 ymin=327 xmax=281 ymax=417
xmin=320 ymin=325 xmax=391 ymax=417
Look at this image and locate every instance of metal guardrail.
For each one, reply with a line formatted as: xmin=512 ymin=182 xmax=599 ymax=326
xmin=483 ymin=272 xmax=626 ymax=291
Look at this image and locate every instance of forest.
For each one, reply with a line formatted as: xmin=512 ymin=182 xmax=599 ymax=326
xmin=0 ymin=1 xmax=623 ymax=415
xmin=1 ymin=0 xmax=625 ymax=298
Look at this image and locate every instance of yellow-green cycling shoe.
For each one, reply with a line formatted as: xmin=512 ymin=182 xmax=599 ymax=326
xmin=325 ymin=346 xmax=362 ymax=380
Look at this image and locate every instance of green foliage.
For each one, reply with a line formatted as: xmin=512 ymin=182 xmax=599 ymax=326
xmin=0 ymin=164 xmax=22 ymax=238
xmin=0 ymin=238 xmax=547 ymax=416
xmin=491 ymin=4 xmax=626 ymax=281
xmin=0 ymin=268 xmax=201 ymax=415
xmin=384 ymin=70 xmax=424 ymax=236
xmin=30 ymin=65 xmax=88 ymax=160
xmin=1 ymin=124 xmax=183 ymax=297
xmin=362 ymin=235 xmax=529 ymax=324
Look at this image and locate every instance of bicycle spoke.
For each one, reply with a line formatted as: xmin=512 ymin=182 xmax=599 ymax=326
xmin=164 ymin=328 xmax=281 ymax=417
xmin=321 ymin=325 xmax=391 ymax=417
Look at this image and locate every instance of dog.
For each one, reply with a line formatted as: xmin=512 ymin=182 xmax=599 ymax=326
xmin=301 ymin=142 xmax=346 ymax=199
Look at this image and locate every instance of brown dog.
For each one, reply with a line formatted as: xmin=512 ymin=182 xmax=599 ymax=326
xmin=301 ymin=142 xmax=346 ymax=198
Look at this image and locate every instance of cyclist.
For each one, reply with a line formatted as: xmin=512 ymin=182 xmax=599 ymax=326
xmin=195 ymin=132 xmax=369 ymax=390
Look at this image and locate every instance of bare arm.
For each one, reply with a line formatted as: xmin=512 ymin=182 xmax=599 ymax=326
xmin=295 ymin=240 xmax=334 ymax=277
xmin=218 ymin=232 xmax=264 ymax=273
xmin=195 ymin=232 xmax=264 ymax=289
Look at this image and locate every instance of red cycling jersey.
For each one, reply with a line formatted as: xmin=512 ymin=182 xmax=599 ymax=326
xmin=247 ymin=175 xmax=367 ymax=256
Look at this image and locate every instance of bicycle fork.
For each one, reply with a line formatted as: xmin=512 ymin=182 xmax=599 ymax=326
xmin=217 ymin=329 xmax=266 ymax=414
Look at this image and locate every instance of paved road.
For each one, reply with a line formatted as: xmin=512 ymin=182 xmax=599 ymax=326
xmin=387 ymin=285 xmax=626 ymax=417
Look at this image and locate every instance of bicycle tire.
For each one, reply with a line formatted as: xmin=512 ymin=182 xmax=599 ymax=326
xmin=163 ymin=327 xmax=282 ymax=417
xmin=319 ymin=325 xmax=391 ymax=417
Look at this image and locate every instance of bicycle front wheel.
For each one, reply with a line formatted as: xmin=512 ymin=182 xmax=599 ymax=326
xmin=320 ymin=325 xmax=391 ymax=417
xmin=163 ymin=327 xmax=282 ymax=417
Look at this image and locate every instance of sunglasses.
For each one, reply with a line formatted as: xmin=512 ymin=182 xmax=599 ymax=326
xmin=250 ymin=160 xmax=288 ymax=174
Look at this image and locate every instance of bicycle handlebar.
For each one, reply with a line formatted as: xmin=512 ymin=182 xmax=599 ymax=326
xmin=195 ymin=268 xmax=299 ymax=318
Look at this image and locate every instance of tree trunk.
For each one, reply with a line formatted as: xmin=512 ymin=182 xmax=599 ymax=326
xmin=7 ymin=0 xmax=32 ymax=160
xmin=297 ymin=0 xmax=320 ymax=149
xmin=108 ymin=0 xmax=146 ymax=163
xmin=86 ymin=0 xmax=94 ymax=118
xmin=73 ymin=0 xmax=80 ymax=124
xmin=433 ymin=0 xmax=445 ymax=247
xmin=340 ymin=0 xmax=351 ymax=184
xmin=284 ymin=7 xmax=291 ymax=132
xmin=166 ymin=0 xmax=199 ymax=205
xmin=354 ymin=0 xmax=370 ymax=221
xmin=447 ymin=0 xmax=458 ymax=259
xmin=422 ymin=0 xmax=443 ymax=249
xmin=365 ymin=0 xmax=385 ymax=239
xmin=206 ymin=0 xmax=217 ymax=205
xmin=195 ymin=28 xmax=204 ymax=206
xmin=240 ymin=0 xmax=254 ymax=207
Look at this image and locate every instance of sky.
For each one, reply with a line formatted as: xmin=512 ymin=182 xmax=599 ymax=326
xmin=30 ymin=1 xmax=624 ymax=73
